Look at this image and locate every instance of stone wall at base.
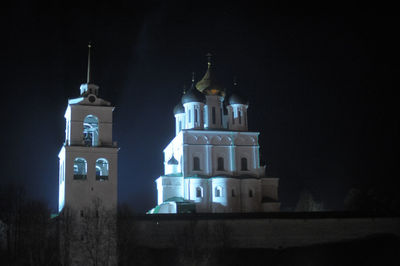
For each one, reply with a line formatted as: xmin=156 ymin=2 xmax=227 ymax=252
xmin=125 ymin=213 xmax=400 ymax=249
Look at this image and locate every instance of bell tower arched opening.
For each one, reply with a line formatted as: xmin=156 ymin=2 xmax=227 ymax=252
xmin=96 ymin=158 xmax=109 ymax=181
xmin=73 ymin=157 xmax=87 ymax=180
xmin=83 ymin=115 xmax=99 ymax=146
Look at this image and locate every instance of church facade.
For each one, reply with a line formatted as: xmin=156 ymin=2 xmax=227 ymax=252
xmin=149 ymin=58 xmax=280 ymax=214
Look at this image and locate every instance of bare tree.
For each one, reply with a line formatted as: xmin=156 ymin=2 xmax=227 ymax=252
xmin=80 ymin=198 xmax=117 ymax=266
xmin=295 ymin=190 xmax=324 ymax=212
xmin=59 ymin=205 xmax=76 ymax=266
xmin=0 ymin=184 xmax=59 ymax=265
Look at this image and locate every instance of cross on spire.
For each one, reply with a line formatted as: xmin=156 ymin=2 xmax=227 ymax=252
xmin=206 ymin=52 xmax=212 ymax=68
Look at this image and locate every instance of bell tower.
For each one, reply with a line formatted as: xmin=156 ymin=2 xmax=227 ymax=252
xmin=58 ymin=43 xmax=119 ymax=214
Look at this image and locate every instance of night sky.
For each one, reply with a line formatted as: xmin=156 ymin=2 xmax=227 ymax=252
xmin=0 ymin=1 xmax=398 ymax=213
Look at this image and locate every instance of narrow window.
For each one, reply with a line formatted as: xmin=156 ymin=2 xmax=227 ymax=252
xmin=179 ymin=121 xmax=182 ymax=132
xmin=217 ymin=157 xmax=224 ymax=171
xmin=239 ymin=110 xmax=242 ymax=124
xmin=196 ymin=187 xmax=203 ymax=198
xmin=241 ymin=157 xmax=248 ymax=171
xmin=232 ymin=112 xmax=235 ymax=125
xmin=195 ymin=109 xmax=198 ymax=123
xmin=83 ymin=115 xmax=99 ymax=146
xmin=96 ymin=158 xmax=109 ymax=181
xmin=249 ymin=189 xmax=254 ymax=198
xmin=80 ymin=210 xmax=84 ymax=217
xmin=232 ymin=189 xmax=236 ymax=197
xmin=193 ymin=157 xmax=200 ymax=171
xmin=212 ymin=107 xmax=216 ymax=124
xmin=189 ymin=110 xmax=191 ymax=123
xmin=215 ymin=186 xmax=222 ymax=197
xmin=220 ymin=108 xmax=223 ymax=125
xmin=73 ymin=158 xmax=87 ymax=180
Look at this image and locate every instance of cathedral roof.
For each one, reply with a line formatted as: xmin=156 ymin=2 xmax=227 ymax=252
xmin=195 ymin=54 xmax=225 ymax=97
xmin=167 ymin=155 xmax=179 ymax=165
xmin=228 ymin=93 xmax=248 ymax=105
xmin=181 ymin=82 xmax=205 ymax=104
xmin=228 ymin=81 xmax=248 ymax=105
xmin=173 ymin=103 xmax=185 ymax=114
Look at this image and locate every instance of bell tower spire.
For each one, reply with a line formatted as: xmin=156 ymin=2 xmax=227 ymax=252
xmin=87 ymin=42 xmax=91 ymax=84
xmin=80 ymin=42 xmax=99 ymax=97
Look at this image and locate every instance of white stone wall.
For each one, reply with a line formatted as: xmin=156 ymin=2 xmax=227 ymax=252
xmin=183 ymin=102 xmax=204 ymax=129
xmin=204 ymin=95 xmax=224 ymax=129
xmin=227 ymin=104 xmax=248 ymax=131
xmin=129 ymin=216 xmax=400 ymax=249
xmin=185 ymin=178 xmax=209 ymax=212
xmin=174 ymin=113 xmax=185 ymax=135
xmin=211 ymin=177 xmax=241 ymax=212
xmin=240 ymin=179 xmax=262 ymax=212
xmin=60 ymin=146 xmax=118 ymax=212
xmin=179 ymin=130 xmax=260 ymax=177
xmin=163 ymin=133 xmax=184 ymax=175
xmin=156 ymin=176 xmax=184 ymax=204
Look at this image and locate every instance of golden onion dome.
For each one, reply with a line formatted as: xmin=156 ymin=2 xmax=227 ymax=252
xmin=195 ymin=54 xmax=225 ymax=97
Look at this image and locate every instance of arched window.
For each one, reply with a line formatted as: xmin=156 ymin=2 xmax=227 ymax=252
xmin=73 ymin=158 xmax=87 ymax=180
xmin=83 ymin=115 xmax=99 ymax=146
xmin=193 ymin=157 xmax=200 ymax=171
xmin=194 ymin=109 xmax=198 ymax=123
xmin=239 ymin=110 xmax=242 ymax=124
xmin=232 ymin=189 xmax=236 ymax=197
xmin=215 ymin=186 xmax=222 ymax=197
xmin=196 ymin=187 xmax=203 ymax=198
xmin=249 ymin=189 xmax=254 ymax=198
xmin=217 ymin=157 xmax=224 ymax=171
xmin=96 ymin=158 xmax=109 ymax=181
xmin=241 ymin=157 xmax=248 ymax=171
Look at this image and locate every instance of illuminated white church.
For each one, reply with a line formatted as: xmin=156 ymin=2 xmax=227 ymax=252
xmin=149 ymin=57 xmax=280 ymax=213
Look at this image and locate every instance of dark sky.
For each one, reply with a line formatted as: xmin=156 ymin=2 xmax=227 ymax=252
xmin=0 ymin=1 xmax=398 ymax=213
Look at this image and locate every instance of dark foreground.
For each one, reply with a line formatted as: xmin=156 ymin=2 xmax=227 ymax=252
xmin=119 ymin=234 xmax=400 ymax=266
